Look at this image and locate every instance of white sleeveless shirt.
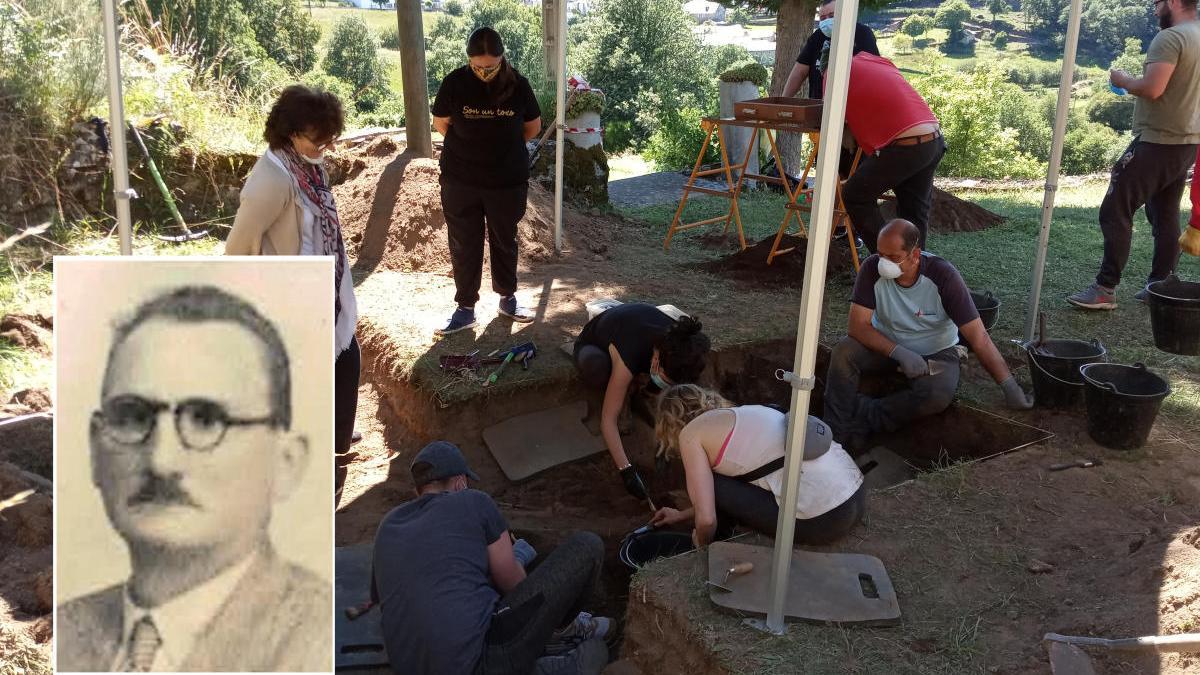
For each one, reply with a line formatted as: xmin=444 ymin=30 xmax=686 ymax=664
xmin=694 ymin=405 xmax=864 ymax=519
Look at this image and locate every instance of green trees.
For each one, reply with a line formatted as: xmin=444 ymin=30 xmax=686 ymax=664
xmin=323 ymin=16 xmax=389 ymax=112
xmin=424 ymin=0 xmax=545 ymax=97
xmin=445 ymin=0 xmax=464 ymax=16
xmin=993 ymin=31 xmax=1009 ymax=49
xmin=1023 ymin=0 xmax=1153 ymax=59
xmin=129 ymin=0 xmax=320 ymax=83
xmin=988 ymin=0 xmax=1010 ymax=24
xmin=935 ymin=0 xmax=972 ymax=38
xmin=902 ymin=14 xmax=930 ymax=37
xmin=572 ymin=0 xmax=709 ymax=151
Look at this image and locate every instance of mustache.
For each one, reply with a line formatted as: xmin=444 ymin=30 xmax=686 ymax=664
xmin=127 ymin=473 xmax=200 ymax=508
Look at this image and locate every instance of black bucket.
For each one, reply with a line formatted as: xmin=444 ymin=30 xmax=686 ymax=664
xmin=958 ymin=290 xmax=1001 ymax=348
xmin=1146 ymin=275 xmax=1200 ymax=356
xmin=618 ymin=526 xmax=693 ymax=570
xmin=1080 ymin=363 xmax=1171 ymax=450
xmin=1025 ymin=339 xmax=1107 ymax=409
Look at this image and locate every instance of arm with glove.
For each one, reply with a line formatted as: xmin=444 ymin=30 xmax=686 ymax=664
xmin=1181 ymin=148 xmax=1200 ymax=256
xmin=960 ymin=319 xmax=1034 ymax=409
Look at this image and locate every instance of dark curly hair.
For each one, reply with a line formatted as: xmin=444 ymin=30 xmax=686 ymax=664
xmin=656 ymin=316 xmax=710 ymax=383
xmin=263 ymin=84 xmax=345 ymax=150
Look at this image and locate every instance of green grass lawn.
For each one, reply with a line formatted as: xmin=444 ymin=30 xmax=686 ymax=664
xmin=621 ymin=181 xmax=1199 ymax=427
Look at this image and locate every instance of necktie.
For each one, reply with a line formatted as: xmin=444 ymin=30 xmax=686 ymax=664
xmin=126 ymin=616 xmax=161 ymax=672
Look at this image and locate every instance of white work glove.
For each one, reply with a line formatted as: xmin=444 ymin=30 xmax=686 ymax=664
xmin=890 ymin=345 xmax=929 ymax=379
xmin=1000 ymin=376 xmax=1034 ymax=410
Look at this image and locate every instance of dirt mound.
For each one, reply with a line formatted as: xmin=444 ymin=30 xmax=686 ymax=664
xmin=0 ymin=314 xmax=52 ymax=353
xmin=694 ymin=234 xmax=853 ymax=287
xmin=881 ymin=186 xmax=1006 ymax=233
xmin=333 ymin=138 xmax=614 ymax=273
xmin=8 ymin=388 xmax=51 ymax=413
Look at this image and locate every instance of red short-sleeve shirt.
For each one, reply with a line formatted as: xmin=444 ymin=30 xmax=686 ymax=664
xmin=835 ymin=53 xmax=938 ymax=155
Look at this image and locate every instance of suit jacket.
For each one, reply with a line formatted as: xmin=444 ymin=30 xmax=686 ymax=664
xmin=57 ymin=548 xmax=331 ymax=672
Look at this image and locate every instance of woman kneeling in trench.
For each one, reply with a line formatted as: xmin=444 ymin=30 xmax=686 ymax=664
xmin=573 ymin=303 xmax=710 ymax=503
xmin=650 ymin=384 xmax=867 ymax=548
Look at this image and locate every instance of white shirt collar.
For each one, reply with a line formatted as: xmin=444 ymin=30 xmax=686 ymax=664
xmin=112 ymin=552 xmax=258 ymax=671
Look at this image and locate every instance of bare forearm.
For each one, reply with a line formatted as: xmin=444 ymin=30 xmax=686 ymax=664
xmin=971 ymin=337 xmax=1011 ymax=384
xmin=601 ymin=420 xmax=629 ymax=469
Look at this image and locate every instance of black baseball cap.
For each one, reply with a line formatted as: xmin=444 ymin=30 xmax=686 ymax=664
xmin=411 ymin=441 xmax=480 ymax=487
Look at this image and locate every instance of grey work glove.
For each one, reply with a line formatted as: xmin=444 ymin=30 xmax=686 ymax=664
xmin=512 ymin=538 xmax=538 ymax=568
xmin=1000 ymin=376 xmax=1034 ymax=410
xmin=890 ymin=344 xmax=929 ymax=379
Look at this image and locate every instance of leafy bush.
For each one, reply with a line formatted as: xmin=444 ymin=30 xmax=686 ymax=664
xmin=1087 ymin=92 xmax=1135 ymax=132
xmin=894 ymin=34 xmax=915 ymax=54
xmin=993 ymin=31 xmax=1008 ymax=49
xmin=301 ymin=71 xmax=357 ymax=109
xmin=323 ymin=16 xmax=391 ymax=112
xmin=706 ymin=44 xmax=754 ymax=78
xmin=566 ymin=89 xmax=606 ymax=118
xmin=728 ymin=7 xmax=753 ymax=25
xmin=446 ymin=0 xmax=464 ymax=15
xmin=644 ymin=107 xmax=718 ymax=171
xmin=902 ymin=14 xmax=930 ymax=37
xmin=425 ymin=1 xmax=546 ymax=99
xmin=127 ymin=0 xmax=320 ymax=83
xmin=719 ymin=60 xmax=768 ymax=87
xmin=913 ymin=65 xmax=1043 ymax=178
xmin=1110 ymin=37 xmax=1144 ymax=78
xmin=379 ymin=26 xmax=401 ymax=50
xmin=935 ymin=0 xmax=972 ymax=35
xmin=573 ymin=0 xmax=709 ymax=151
xmin=1062 ymin=123 xmax=1125 ymax=175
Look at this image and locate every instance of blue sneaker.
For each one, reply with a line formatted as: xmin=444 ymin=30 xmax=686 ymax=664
xmin=498 ymin=295 xmax=535 ymax=323
xmin=436 ymin=306 xmax=476 ymax=335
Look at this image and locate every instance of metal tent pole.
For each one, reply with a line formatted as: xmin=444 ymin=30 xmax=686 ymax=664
xmin=552 ymin=0 xmax=567 ymax=254
xmin=101 ymin=0 xmax=134 ymax=255
xmin=756 ymin=0 xmax=859 ymax=636
xmin=1023 ymin=0 xmax=1084 ymax=342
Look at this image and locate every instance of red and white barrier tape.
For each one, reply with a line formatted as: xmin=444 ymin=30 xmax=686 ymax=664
xmin=563 ymin=127 xmax=602 ymax=133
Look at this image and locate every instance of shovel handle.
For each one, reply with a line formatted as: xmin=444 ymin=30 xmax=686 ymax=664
xmin=727 ymin=562 xmax=754 ymax=576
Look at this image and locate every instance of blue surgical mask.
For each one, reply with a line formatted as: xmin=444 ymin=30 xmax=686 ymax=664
xmin=819 ymin=17 xmax=835 ymax=37
xmin=650 ymin=372 xmax=669 ymax=390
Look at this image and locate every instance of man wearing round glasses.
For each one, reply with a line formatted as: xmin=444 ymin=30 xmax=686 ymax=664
xmin=57 ymin=285 xmax=330 ymax=671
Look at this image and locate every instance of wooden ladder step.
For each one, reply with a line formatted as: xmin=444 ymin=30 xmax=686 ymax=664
xmin=685 ymin=185 xmax=736 ymax=197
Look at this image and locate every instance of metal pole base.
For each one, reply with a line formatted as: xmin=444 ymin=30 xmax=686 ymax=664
xmin=743 ymin=617 xmax=787 ymax=636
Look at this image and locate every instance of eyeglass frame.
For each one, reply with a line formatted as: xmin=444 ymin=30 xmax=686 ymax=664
xmin=92 ymin=395 xmax=280 ymax=453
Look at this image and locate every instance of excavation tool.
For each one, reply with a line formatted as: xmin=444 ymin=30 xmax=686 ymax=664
xmin=1048 ymin=459 xmax=1101 ymax=471
xmin=1044 ymin=632 xmax=1200 ymax=652
xmin=127 ymin=121 xmax=208 ymax=242
xmin=344 ymin=601 xmax=375 ymax=621
xmin=484 ymin=342 xmax=537 ymax=387
xmin=708 ymin=561 xmax=754 ymax=593
xmin=527 ymin=91 xmax=578 ymax=171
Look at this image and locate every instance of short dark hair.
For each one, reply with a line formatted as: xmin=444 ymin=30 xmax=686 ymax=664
xmin=263 ymin=85 xmax=345 ymax=150
xmin=657 ymin=316 xmax=710 ymax=383
xmin=820 ymin=0 xmax=835 ymax=5
xmin=103 ymin=286 xmax=292 ymax=428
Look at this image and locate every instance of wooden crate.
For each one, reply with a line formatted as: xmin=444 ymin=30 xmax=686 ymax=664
xmin=733 ymin=97 xmax=823 ymax=126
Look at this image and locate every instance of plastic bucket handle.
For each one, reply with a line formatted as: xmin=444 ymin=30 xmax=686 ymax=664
xmin=1023 ymin=340 xmax=1105 ymax=388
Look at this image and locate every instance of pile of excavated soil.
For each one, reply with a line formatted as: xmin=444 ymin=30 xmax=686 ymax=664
xmin=881 ymin=186 xmax=1006 ymax=233
xmin=0 ymin=417 xmax=53 ymax=663
xmin=332 ymin=137 xmax=615 ymax=273
xmin=0 ymin=314 xmax=52 ymax=354
xmin=694 ymin=234 xmax=853 ymax=287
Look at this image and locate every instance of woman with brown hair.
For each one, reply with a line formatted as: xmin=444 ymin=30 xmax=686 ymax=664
xmin=651 ymin=384 xmax=866 ymax=548
xmin=226 ymin=84 xmax=359 ymax=503
xmin=431 ymin=26 xmax=542 ymax=335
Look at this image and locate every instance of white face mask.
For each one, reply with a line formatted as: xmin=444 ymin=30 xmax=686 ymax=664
xmin=877 ymin=256 xmax=904 ymax=279
xmin=302 ymin=152 xmax=325 ymax=165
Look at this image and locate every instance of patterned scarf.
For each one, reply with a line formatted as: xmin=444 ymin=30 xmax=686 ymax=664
xmin=278 ymin=146 xmax=346 ymax=321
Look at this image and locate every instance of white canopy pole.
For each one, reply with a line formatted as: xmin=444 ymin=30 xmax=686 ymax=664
xmin=101 ymin=0 xmax=134 ymax=255
xmin=552 ymin=0 xmax=567 ymax=254
xmin=758 ymin=0 xmax=859 ymax=635
xmin=1023 ymin=0 xmax=1084 ymax=342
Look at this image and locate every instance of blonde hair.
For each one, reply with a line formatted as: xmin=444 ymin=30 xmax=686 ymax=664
xmin=654 ymin=384 xmax=733 ymax=459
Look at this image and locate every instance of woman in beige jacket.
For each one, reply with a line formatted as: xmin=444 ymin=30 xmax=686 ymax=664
xmin=226 ymin=85 xmax=359 ymax=503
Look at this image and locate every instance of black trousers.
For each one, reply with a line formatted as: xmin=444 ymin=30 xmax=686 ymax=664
xmin=842 ymin=136 xmax=946 ymax=253
xmin=334 ymin=335 xmax=360 ymax=503
xmin=713 ymin=476 xmax=867 ymax=546
xmin=1095 ymin=138 xmax=1198 ymax=289
xmin=441 ymin=179 xmax=527 ymax=307
xmin=479 ymin=532 xmax=604 ymax=675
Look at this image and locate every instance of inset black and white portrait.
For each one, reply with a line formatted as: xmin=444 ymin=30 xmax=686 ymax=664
xmin=55 ymin=258 xmax=333 ymax=672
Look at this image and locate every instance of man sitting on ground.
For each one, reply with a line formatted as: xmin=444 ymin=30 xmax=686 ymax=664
xmin=373 ymin=441 xmax=612 ymax=675
xmin=823 ymin=220 xmax=1034 ymax=450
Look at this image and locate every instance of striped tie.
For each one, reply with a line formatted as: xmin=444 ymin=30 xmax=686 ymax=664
xmin=125 ymin=616 xmax=161 ymax=672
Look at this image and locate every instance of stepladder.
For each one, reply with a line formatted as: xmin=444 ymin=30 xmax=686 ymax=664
xmin=663 ymin=117 xmax=863 ymax=272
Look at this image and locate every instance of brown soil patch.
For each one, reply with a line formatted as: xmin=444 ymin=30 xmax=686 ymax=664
xmin=8 ymin=389 xmax=51 ymax=413
xmin=623 ymin=411 xmax=1200 ymax=674
xmin=332 ymin=138 xmax=615 ymax=274
xmin=0 ymin=314 xmax=52 ymax=354
xmin=881 ymin=186 xmax=1007 ymax=233
xmin=0 ymin=458 xmax=53 ymax=664
xmin=694 ymin=234 xmax=853 ymax=287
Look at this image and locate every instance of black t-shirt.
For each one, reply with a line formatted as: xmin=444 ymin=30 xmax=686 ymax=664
xmin=795 ymin=23 xmax=880 ymax=99
xmin=576 ymin=302 xmax=676 ymax=375
xmin=432 ymin=65 xmax=541 ymax=189
xmin=372 ymin=490 xmax=508 ymax=675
